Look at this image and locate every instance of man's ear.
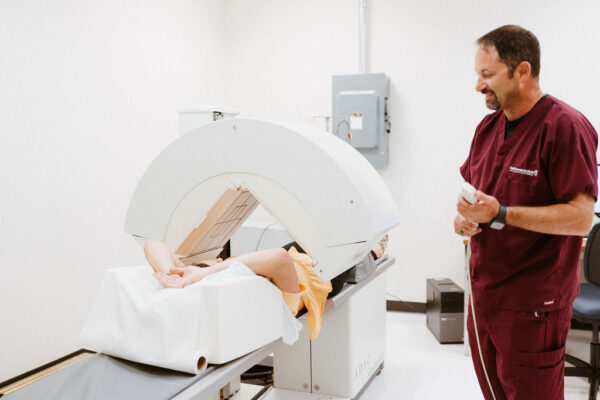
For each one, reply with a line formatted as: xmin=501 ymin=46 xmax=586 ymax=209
xmin=516 ymin=61 xmax=532 ymax=81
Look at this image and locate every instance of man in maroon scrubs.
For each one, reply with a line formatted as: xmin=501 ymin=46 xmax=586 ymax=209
xmin=454 ymin=25 xmax=598 ymax=399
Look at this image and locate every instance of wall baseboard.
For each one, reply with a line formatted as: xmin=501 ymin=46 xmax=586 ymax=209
xmin=386 ymin=302 xmax=594 ymax=333
xmin=386 ymin=300 xmax=425 ymax=313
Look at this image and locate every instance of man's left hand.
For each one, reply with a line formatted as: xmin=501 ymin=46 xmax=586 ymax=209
xmin=456 ymin=190 xmax=500 ymax=224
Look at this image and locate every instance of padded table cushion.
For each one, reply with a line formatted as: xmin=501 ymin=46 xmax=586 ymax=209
xmin=80 ymin=264 xmax=288 ymax=373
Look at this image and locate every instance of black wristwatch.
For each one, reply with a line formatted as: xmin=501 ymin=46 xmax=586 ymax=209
xmin=490 ymin=205 xmax=507 ymax=230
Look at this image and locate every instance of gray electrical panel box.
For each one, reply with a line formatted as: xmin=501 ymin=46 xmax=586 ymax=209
xmin=332 ymin=73 xmax=390 ymax=168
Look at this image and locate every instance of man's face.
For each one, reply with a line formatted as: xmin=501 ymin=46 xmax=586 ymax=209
xmin=474 ymin=46 xmax=519 ymax=111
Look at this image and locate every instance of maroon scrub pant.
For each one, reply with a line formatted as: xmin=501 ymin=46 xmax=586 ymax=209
xmin=467 ymin=303 xmax=572 ymax=400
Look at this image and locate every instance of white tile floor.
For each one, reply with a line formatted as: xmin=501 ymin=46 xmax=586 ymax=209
xmin=358 ymin=311 xmax=592 ymax=400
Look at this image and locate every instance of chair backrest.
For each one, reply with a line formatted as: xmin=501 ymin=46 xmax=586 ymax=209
xmin=584 ymin=222 xmax=600 ymax=286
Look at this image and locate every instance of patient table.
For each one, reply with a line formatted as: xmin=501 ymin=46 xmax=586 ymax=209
xmin=2 ymin=118 xmax=399 ymax=399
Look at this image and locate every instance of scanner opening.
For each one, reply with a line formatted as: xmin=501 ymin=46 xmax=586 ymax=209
xmin=176 ymin=187 xmax=308 ymax=265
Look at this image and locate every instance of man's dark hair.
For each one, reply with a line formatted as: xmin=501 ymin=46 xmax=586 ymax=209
xmin=477 ymin=25 xmax=540 ymax=78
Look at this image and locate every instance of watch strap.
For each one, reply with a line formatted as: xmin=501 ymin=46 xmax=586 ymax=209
xmin=490 ymin=204 xmax=507 ymax=229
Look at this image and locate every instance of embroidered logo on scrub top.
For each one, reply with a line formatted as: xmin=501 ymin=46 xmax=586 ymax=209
xmin=509 ymin=166 xmax=538 ymax=177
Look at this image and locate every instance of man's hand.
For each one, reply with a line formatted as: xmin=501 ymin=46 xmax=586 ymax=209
xmin=454 ymin=213 xmax=482 ymax=237
xmin=456 ymin=191 xmax=500 ymax=224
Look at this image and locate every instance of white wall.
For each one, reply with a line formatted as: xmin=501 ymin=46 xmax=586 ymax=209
xmin=223 ymin=0 xmax=600 ymax=303
xmin=0 ymin=0 xmax=226 ymax=381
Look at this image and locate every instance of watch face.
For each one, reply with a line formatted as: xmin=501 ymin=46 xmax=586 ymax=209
xmin=490 ymin=221 xmax=505 ymax=230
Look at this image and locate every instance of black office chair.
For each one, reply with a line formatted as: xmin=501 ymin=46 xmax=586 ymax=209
xmin=565 ymin=222 xmax=600 ymax=400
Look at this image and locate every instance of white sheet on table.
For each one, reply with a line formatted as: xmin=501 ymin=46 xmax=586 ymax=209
xmin=80 ymin=262 xmax=301 ymax=374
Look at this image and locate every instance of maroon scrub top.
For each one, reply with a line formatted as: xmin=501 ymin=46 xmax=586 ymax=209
xmin=461 ymin=95 xmax=598 ymax=312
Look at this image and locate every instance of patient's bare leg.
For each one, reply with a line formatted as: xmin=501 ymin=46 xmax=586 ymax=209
xmin=156 ymin=248 xmax=299 ymax=293
xmin=233 ymin=248 xmax=299 ymax=293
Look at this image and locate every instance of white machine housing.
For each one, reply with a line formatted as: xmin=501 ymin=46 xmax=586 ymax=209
xmin=274 ymin=270 xmax=387 ymax=399
xmin=125 ymin=118 xmax=399 ymax=281
xmin=124 ymin=118 xmax=399 ymax=399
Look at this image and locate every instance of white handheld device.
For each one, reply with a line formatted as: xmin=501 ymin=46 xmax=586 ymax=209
xmin=461 ymin=181 xmax=477 ymax=205
xmin=461 ymin=182 xmax=479 ymax=227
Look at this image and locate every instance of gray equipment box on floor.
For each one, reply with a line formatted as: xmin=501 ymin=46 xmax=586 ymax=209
xmin=426 ymin=278 xmax=464 ymax=344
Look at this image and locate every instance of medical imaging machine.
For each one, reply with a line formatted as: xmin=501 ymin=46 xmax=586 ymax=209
xmin=2 ymin=118 xmax=400 ymax=400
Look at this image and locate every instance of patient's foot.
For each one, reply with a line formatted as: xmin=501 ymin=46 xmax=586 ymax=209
xmin=371 ymin=234 xmax=389 ymax=259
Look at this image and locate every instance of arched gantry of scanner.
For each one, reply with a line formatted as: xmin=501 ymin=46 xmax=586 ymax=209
xmin=125 ymin=118 xmax=400 ymax=281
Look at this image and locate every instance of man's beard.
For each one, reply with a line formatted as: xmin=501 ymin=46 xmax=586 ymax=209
xmin=482 ymin=88 xmax=500 ymax=110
